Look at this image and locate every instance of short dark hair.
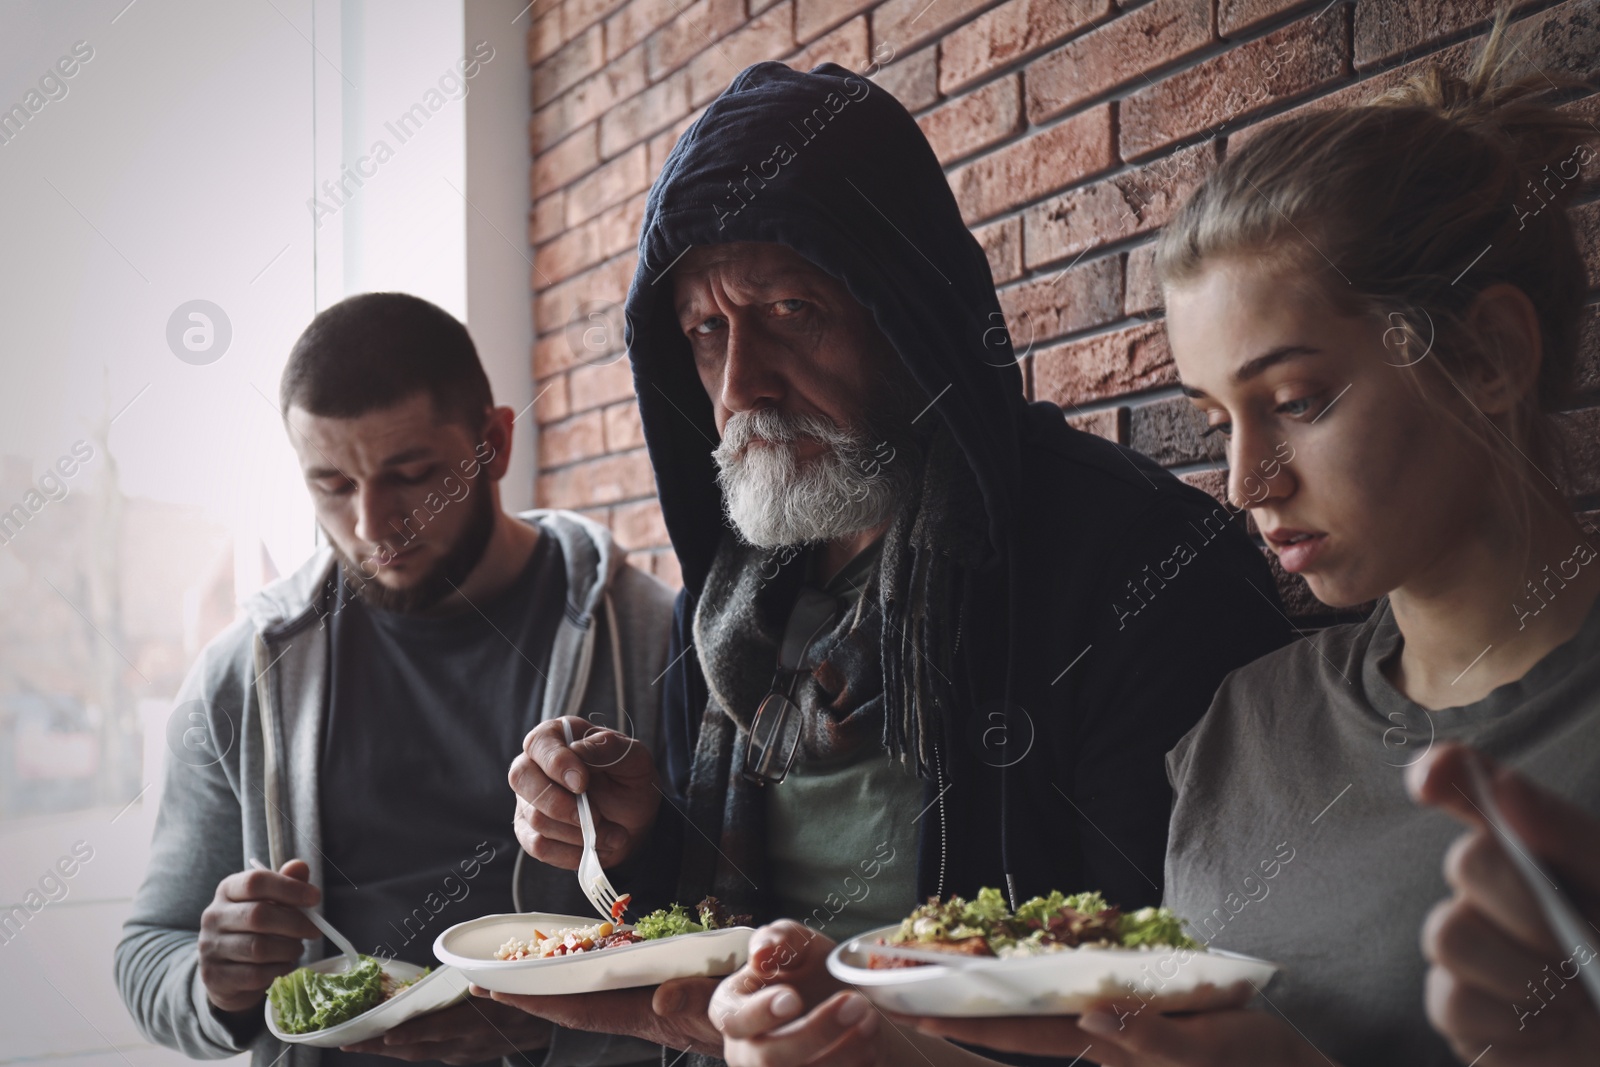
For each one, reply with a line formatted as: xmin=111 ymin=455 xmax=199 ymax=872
xmin=279 ymin=292 xmax=493 ymax=430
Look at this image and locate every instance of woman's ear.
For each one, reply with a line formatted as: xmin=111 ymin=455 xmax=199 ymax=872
xmin=1461 ymin=282 xmax=1542 ymax=415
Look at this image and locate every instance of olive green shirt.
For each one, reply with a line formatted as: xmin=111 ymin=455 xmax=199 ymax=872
xmin=764 ymin=538 xmax=924 ymax=941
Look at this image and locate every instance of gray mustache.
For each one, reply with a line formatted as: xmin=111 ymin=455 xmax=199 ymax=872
xmin=714 ymin=409 xmax=860 ymax=462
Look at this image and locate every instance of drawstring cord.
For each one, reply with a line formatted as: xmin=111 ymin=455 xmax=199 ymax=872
xmin=1000 ymin=531 xmax=1022 ymax=911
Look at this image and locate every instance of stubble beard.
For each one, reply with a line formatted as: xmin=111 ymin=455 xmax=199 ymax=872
xmin=333 ymin=474 xmax=499 ymax=615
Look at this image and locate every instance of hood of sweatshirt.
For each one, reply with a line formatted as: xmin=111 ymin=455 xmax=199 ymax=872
xmin=241 ymin=508 xmax=623 ymax=636
xmin=624 ymin=60 xmax=1028 ymax=595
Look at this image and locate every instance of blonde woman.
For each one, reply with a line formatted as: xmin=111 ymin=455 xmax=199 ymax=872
xmin=709 ymin=13 xmax=1600 ymax=1067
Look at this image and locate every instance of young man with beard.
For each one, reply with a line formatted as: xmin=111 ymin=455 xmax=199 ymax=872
xmin=116 ymin=293 xmax=674 ymax=1067
xmin=492 ymin=62 xmax=1294 ymax=1062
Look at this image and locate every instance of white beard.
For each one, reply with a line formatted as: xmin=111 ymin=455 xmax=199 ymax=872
xmin=714 ymin=408 xmax=907 ymax=548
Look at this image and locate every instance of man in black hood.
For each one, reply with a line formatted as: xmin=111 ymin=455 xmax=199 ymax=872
xmin=499 ymin=60 xmax=1291 ymax=1062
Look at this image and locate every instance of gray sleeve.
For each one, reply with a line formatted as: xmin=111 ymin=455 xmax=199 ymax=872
xmin=114 ymin=621 xmax=263 ymax=1059
xmin=1164 ymin=672 xmax=1235 ymax=792
xmin=601 ymin=563 xmax=675 ymax=764
xmin=539 ymin=564 xmax=674 ymax=1067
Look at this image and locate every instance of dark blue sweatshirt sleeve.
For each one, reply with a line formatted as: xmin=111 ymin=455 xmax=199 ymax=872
xmin=660 ymin=588 xmax=705 ymax=801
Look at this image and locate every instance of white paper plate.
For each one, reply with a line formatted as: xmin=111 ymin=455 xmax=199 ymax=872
xmin=827 ymin=925 xmax=1279 ymax=1016
xmin=265 ymin=958 xmax=471 ymax=1047
xmin=433 ymin=911 xmax=753 ymax=995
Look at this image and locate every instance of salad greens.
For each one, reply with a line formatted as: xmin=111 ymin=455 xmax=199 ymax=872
xmin=889 ymin=889 xmax=1200 ymax=955
xmin=634 ymin=904 xmax=707 ymax=940
xmin=1120 ymin=906 xmax=1198 ymax=949
xmin=632 ymin=897 xmax=749 ymax=940
xmin=894 ymin=886 xmax=1012 ymax=943
xmin=268 ymin=956 xmax=384 ymax=1034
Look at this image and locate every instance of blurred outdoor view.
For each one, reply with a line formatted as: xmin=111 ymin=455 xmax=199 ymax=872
xmin=0 ymin=1 xmax=532 ymax=1064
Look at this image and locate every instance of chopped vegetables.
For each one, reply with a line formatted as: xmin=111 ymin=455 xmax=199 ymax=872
xmin=873 ymin=888 xmax=1200 ymax=967
xmin=492 ymin=897 xmax=751 ymax=961
xmin=494 ymin=920 xmax=640 ymax=960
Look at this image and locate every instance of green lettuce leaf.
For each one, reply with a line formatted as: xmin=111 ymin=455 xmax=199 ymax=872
xmin=1062 ymin=891 xmax=1110 ymax=916
xmin=957 ymin=887 xmax=1011 ymax=931
xmin=634 ymin=904 xmax=706 ymax=940
xmin=269 ymin=956 xmax=385 ymax=1034
xmin=1013 ymin=891 xmax=1069 ymax=925
xmin=1119 ymin=906 xmax=1201 ymax=950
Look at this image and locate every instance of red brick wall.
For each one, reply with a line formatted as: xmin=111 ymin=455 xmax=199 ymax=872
xmin=526 ymin=0 xmax=1600 ymax=610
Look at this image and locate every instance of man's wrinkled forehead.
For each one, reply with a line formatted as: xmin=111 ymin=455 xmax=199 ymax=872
xmin=670 ymin=241 xmax=835 ymax=316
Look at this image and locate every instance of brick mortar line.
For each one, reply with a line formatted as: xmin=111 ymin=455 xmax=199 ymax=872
xmin=529 ymin=50 xmax=645 ymax=159
xmin=1346 ymin=0 xmax=1572 ymax=75
xmin=537 ymin=443 xmax=653 ymax=474
xmin=1218 ymin=0 xmax=1349 ymax=42
xmin=923 ymin=77 xmax=1588 ymax=249
xmin=538 ymin=397 xmax=637 ymax=417
xmin=532 ymin=0 xmax=1197 ymax=200
xmin=530 ymin=267 xmax=1593 ymax=391
xmin=997 ymin=242 xmax=1135 ymax=290
xmin=1047 ymin=379 xmax=1189 ymax=412
xmin=588 ymin=5 xmax=1588 ymax=200
xmin=554 ymin=0 xmax=627 ymax=51
xmin=530 ymin=16 xmax=981 ymax=207
xmin=919 ymin=93 xmax=1066 ymax=171
xmin=533 ymin=56 xmax=1313 ymax=247
xmin=902 ymin=0 xmax=1129 ymax=102
xmin=1046 ymin=381 xmax=1188 ymax=417
xmin=531 ymin=284 xmax=1600 ymax=417
xmin=861 ymin=0 xmax=1016 ymax=58
xmin=531 ymin=246 xmax=635 ymax=300
xmin=608 ymin=1 xmax=784 ymax=100
xmin=1024 ymin=308 xmax=1166 ymax=349
xmin=536 ymin=0 xmax=871 ymax=166
xmin=1165 ymin=456 xmax=1228 ymax=477
xmin=904 ymin=0 xmax=1337 ymax=122
xmin=915 ymin=0 xmax=1333 ymax=129
xmin=529 ymin=0 xmax=1586 ymax=225
xmin=526 ymin=7 xmax=1600 ymax=418
xmin=1008 ymin=226 xmax=1171 ymax=285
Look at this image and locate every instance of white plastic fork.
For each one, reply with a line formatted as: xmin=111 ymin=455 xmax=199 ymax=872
xmin=1465 ymin=758 xmax=1600 ymax=1014
xmin=562 ymin=717 xmax=624 ymax=923
xmin=247 ymin=857 xmax=362 ymax=970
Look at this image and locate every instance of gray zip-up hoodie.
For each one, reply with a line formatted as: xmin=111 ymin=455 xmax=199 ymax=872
xmin=115 ymin=510 xmax=674 ymax=1067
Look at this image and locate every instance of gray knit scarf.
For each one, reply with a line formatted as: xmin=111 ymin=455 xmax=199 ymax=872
xmin=675 ymin=426 xmax=988 ymax=916
xmin=667 ymin=431 xmax=990 ymax=1067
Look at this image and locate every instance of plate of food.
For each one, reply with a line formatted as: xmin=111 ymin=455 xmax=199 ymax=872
xmin=433 ymin=895 xmax=754 ymax=996
xmin=827 ymin=888 xmax=1278 ymax=1016
xmin=264 ymin=954 xmax=471 ymax=1047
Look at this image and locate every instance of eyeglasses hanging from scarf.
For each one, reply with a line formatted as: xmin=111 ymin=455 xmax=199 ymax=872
xmin=740 ymin=586 xmax=842 ymax=786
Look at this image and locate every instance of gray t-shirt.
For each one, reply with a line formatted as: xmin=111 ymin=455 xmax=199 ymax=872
xmin=319 ymin=531 xmax=566 ymax=1067
xmin=1164 ymin=593 xmax=1600 ymax=1067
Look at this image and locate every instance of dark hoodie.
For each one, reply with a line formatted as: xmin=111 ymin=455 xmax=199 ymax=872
xmin=624 ymin=61 xmax=1292 ymax=918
